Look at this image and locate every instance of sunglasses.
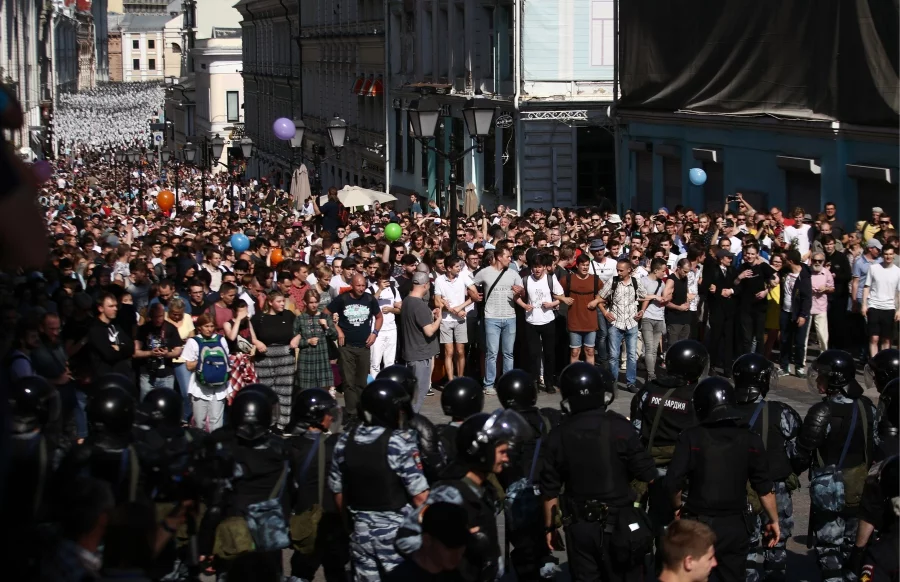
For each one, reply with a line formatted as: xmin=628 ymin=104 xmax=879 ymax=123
xmin=631 ymin=255 xmax=641 ymax=260
xmin=812 ymin=259 xmax=824 ymax=263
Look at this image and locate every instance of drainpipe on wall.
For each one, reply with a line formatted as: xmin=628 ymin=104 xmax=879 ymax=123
xmin=384 ymin=0 xmax=391 ymax=193
xmin=513 ymin=0 xmax=522 ymax=212
xmin=612 ymin=0 xmax=622 ymax=212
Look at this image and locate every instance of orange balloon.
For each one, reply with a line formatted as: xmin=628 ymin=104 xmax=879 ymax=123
xmin=270 ymin=248 xmax=284 ymax=266
xmin=157 ymin=190 xmax=175 ymax=211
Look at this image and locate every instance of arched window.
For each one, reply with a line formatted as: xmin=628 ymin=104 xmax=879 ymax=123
xmin=171 ymin=42 xmax=181 ymax=54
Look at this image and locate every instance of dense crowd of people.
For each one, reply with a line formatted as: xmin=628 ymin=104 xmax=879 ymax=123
xmin=1 ymin=122 xmax=898 ymax=582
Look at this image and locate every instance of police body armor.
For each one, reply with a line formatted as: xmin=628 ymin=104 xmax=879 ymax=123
xmin=638 ymin=377 xmax=698 ymax=465
xmin=444 ymin=477 xmax=501 ymax=582
xmin=59 ymin=434 xmax=144 ymax=505
xmin=814 ymin=399 xmax=873 ymax=469
xmin=437 ymin=424 xmax=460 ymax=468
xmin=736 ymin=400 xmax=795 ymax=482
xmin=341 ymin=429 xmax=409 ymax=512
xmin=687 ymin=426 xmax=756 ymax=516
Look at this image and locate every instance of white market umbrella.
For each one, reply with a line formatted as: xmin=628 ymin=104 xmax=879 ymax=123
xmin=319 ymin=185 xmax=390 ymax=207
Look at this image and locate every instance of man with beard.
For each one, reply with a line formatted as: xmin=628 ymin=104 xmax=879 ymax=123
xmin=804 ymin=252 xmax=835 ymax=362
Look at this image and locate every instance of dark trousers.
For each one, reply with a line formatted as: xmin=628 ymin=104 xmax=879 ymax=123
xmin=564 ymin=520 xmax=647 ymax=582
xmin=685 ymin=513 xmax=749 ymax=582
xmin=508 ymin=526 xmax=551 ymax=582
xmin=779 ymin=311 xmax=811 ymax=369
xmin=338 ymin=345 xmax=370 ymax=420
xmin=739 ymin=309 xmax=767 ymax=355
xmin=827 ymin=298 xmax=848 ymax=350
xmin=289 ymin=514 xmax=349 ymax=582
xmin=524 ymin=321 xmax=557 ymax=387
xmin=707 ymin=307 xmax=735 ymax=372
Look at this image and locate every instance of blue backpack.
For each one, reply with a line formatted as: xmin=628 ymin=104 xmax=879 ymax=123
xmin=193 ymin=335 xmax=230 ymax=387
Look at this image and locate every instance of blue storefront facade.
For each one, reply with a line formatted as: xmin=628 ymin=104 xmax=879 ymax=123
xmin=615 ymin=111 xmax=899 ymax=227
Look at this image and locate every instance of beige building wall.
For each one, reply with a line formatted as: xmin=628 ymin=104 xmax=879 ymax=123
xmin=108 ymin=0 xmax=123 ymax=12
xmin=108 ymin=33 xmax=123 ymax=81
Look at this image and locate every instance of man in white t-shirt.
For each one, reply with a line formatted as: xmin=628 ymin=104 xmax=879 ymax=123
xmin=515 ymin=254 xmax=564 ymax=392
xmin=367 ymin=265 xmax=402 ymax=378
xmin=434 ymin=256 xmax=473 ymax=381
xmin=783 ymin=211 xmax=812 ymax=262
xmin=588 ymin=239 xmax=617 ymax=368
xmin=862 ymin=246 xmax=900 ymax=357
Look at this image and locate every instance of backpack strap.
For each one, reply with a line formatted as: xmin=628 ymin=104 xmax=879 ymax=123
xmin=565 ymin=272 xmax=572 ymax=297
xmin=647 ymin=388 xmax=678 ymax=452
xmin=761 ymin=402 xmax=769 ymax=451
xmin=748 ymin=400 xmax=768 ymax=450
xmin=269 ymin=461 xmax=290 ymax=500
xmin=836 ymin=403 xmax=859 ymax=470
xmin=484 ymin=267 xmax=509 ymax=305
xmin=317 ymin=434 xmax=326 ymax=506
xmin=33 ymin=436 xmax=47 ymax=518
xmin=857 ymin=399 xmax=869 ymax=468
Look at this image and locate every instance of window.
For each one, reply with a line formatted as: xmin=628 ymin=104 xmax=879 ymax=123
xmin=148 ymin=39 xmax=155 ymax=49
xmin=148 ymin=59 xmax=156 ymax=70
xmin=133 ymin=59 xmax=140 ymax=71
xmin=226 ymin=91 xmax=240 ymax=122
xmin=634 ymin=151 xmax=653 ymax=211
xmin=590 ymin=0 xmax=614 ymax=66
xmin=132 ymin=39 xmax=139 ymax=49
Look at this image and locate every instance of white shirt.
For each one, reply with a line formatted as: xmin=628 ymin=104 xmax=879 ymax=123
xmin=435 ymin=273 xmax=474 ymax=321
xmin=590 ymin=257 xmax=618 ymax=285
xmin=522 ymin=273 xmax=564 ymax=325
xmin=865 ymin=263 xmax=900 ymax=310
xmin=687 ymin=268 xmax=700 ymax=311
xmin=366 ymin=283 xmax=401 ymax=331
xmin=784 ymin=225 xmax=811 ymax=260
xmin=182 ymin=335 xmax=231 ymax=400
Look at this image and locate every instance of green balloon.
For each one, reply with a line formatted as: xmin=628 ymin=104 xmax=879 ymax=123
xmin=385 ymin=222 xmax=402 ymax=241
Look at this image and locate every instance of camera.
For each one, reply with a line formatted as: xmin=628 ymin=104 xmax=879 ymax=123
xmin=726 ymin=195 xmax=741 ymax=203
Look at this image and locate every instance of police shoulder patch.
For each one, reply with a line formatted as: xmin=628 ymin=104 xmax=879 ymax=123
xmin=412 ymin=450 xmax=423 ymax=471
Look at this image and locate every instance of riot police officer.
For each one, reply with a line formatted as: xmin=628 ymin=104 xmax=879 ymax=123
xmin=287 ymin=387 xmax=347 ymax=581
xmin=495 ymin=369 xmax=561 ymax=581
xmin=396 ymin=408 xmax=532 ymax=582
xmin=732 ymin=353 xmax=803 ymax=582
xmin=328 ymin=378 xmax=430 ymax=581
xmin=793 ymin=349 xmax=876 ymax=582
xmin=873 ymin=379 xmax=898 ymax=460
xmin=667 ymin=376 xmax=781 ymax=582
xmin=377 ymin=365 xmax=446 ymax=482
xmin=56 ymin=373 xmax=144 ymax=505
xmin=542 ymin=362 xmax=658 ymax=581
xmin=4 ymin=376 xmax=61 ymax=527
xmin=214 ymin=389 xmax=291 ymax=575
xmin=864 ymin=348 xmax=899 ymax=394
xmin=630 ymin=339 xmax=706 ymax=529
xmin=438 ymin=375 xmax=485 ymax=465
xmin=855 ymin=456 xmax=899 ymax=581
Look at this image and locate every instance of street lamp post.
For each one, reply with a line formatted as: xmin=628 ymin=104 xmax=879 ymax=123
xmin=284 ymin=115 xmax=346 ymax=196
xmin=407 ymin=99 xmax=495 ymax=254
xmin=183 ymin=134 xmax=251 ymax=220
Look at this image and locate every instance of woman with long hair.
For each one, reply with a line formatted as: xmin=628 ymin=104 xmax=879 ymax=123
xmin=763 ymin=253 xmax=784 ymax=360
xmin=251 ymin=290 xmax=297 ymax=431
xmin=290 ymin=289 xmax=338 ymax=399
xmin=166 ymin=297 xmax=195 ymax=423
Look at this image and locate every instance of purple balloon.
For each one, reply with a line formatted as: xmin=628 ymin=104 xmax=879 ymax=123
xmin=273 ymin=117 xmax=296 ymax=141
xmin=32 ymin=160 xmax=53 ymax=183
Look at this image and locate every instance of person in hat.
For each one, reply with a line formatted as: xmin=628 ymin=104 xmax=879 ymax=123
xmin=856 ymin=207 xmax=884 ymax=244
xmin=400 ymin=271 xmax=442 ymax=412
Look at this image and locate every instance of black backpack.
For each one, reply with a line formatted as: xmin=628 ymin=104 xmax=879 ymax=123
xmin=608 ymin=276 xmax=639 ymax=301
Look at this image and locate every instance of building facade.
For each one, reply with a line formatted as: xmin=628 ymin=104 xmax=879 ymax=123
xmin=54 ymin=8 xmax=80 ymax=94
xmin=0 ymin=0 xmax=47 ymax=157
xmin=92 ymin=0 xmax=109 ymax=82
xmin=193 ymin=34 xmax=244 ymax=171
xmin=76 ymin=2 xmax=97 ymax=91
xmin=108 ymin=29 xmax=123 ymax=81
xmin=113 ymin=14 xmax=170 ymax=82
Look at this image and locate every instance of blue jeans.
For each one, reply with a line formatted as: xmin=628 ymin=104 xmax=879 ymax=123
xmin=779 ymin=311 xmax=811 ymax=370
xmin=173 ymin=363 xmax=193 ymax=421
xmin=139 ymin=373 xmax=176 ymax=400
xmin=608 ymin=325 xmax=639 ymax=385
xmin=484 ymin=317 xmax=516 ymax=389
xmin=595 ymin=311 xmax=610 ymax=367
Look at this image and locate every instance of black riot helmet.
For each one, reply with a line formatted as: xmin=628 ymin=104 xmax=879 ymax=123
xmin=808 ymin=349 xmax=857 ymax=397
xmin=559 ymin=362 xmax=616 ymax=414
xmin=879 ymin=379 xmax=898 ymax=434
xmin=93 ymin=372 xmax=137 ymax=398
xmin=441 ymin=377 xmax=485 ymax=420
xmin=242 ymin=383 xmax=280 ymax=427
xmin=377 ymin=365 xmax=417 ymax=398
xmin=360 ymin=379 xmax=413 ymax=430
xmin=140 ymin=388 xmax=183 ymax=428
xmin=456 ymin=409 xmax=533 ymax=473
xmin=8 ymin=376 xmax=61 ymax=434
xmin=231 ymin=390 xmax=273 ymax=441
xmin=86 ymin=386 xmax=136 ymax=437
xmin=293 ymin=388 xmax=340 ymax=430
xmin=693 ymin=377 xmax=741 ymax=423
xmin=732 ymin=353 xmax=777 ymax=404
xmin=496 ymin=369 xmax=537 ymax=411
xmin=865 ymin=349 xmax=899 ymax=393
xmin=664 ymin=340 xmax=710 ymax=383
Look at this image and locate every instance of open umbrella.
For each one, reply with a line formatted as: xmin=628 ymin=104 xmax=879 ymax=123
xmin=463 ymin=182 xmax=478 ymax=217
xmin=319 ymin=185 xmax=395 ymax=207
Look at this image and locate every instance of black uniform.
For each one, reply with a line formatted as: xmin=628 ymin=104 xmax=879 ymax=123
xmin=287 ymin=429 xmax=348 ymax=582
xmin=541 ymin=408 xmax=658 ymax=581
xmin=630 ymin=376 xmax=699 ymax=527
xmin=667 ymin=420 xmax=773 ymax=582
xmin=408 ymin=412 xmax=446 ymax=484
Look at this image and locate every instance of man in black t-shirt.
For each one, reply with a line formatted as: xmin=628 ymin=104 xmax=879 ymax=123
xmin=324 ymin=274 xmax=383 ymax=424
xmin=735 ymin=242 xmax=777 ymax=356
xmin=134 ymin=303 xmax=183 ymax=399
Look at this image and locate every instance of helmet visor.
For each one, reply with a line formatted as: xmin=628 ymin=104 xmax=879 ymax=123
xmin=863 ymin=363 xmax=877 ymax=392
xmin=767 ymin=368 xmax=779 ymax=395
xmin=806 ymin=362 xmax=829 ymax=395
xmin=480 ymin=408 xmax=535 ymax=446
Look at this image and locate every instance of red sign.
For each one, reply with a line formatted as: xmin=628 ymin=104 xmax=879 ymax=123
xmin=76 ymin=0 xmax=92 ymax=11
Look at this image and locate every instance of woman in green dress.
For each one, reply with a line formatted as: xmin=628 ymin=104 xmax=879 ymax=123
xmin=290 ymin=289 xmax=338 ymax=396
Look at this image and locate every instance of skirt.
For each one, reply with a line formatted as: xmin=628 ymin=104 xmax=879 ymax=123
xmin=254 ymin=344 xmax=296 ymax=430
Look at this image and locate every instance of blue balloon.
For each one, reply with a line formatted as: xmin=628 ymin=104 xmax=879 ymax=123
xmin=689 ymin=167 xmax=707 ymax=186
xmin=231 ymin=233 xmax=250 ymax=253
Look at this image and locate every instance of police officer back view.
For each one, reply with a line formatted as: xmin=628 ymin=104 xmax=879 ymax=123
xmin=873 ymin=379 xmax=898 ymax=461
xmin=793 ymin=349 xmax=876 ymax=582
xmin=732 ymin=353 xmax=802 ymax=582
xmin=396 ymin=408 xmax=532 ymax=582
xmin=495 ymin=369 xmax=562 ymax=581
xmin=668 ymin=377 xmax=781 ymax=582
xmin=854 ymin=456 xmax=899 ymax=582
xmin=542 ymin=362 xmax=658 ymax=581
xmin=865 ymin=348 xmax=899 ymax=460
xmin=630 ymin=339 xmax=706 ymax=529
xmin=438 ymin=376 xmax=485 ymax=466
xmin=287 ymin=387 xmax=347 ymax=582
xmin=328 ymin=378 xmax=430 ymax=581
xmin=378 ymin=365 xmax=446 ymax=483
